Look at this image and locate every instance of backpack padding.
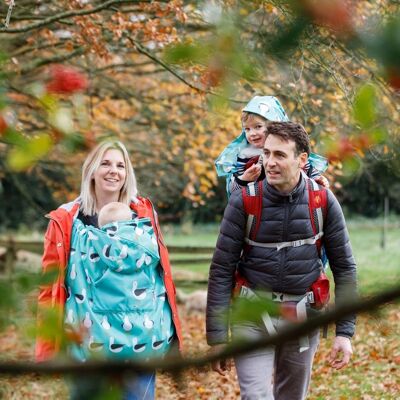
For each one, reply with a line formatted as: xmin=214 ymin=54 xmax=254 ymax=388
xmin=307 ymin=179 xmax=328 ymax=256
xmin=242 ymin=181 xmax=263 ymax=241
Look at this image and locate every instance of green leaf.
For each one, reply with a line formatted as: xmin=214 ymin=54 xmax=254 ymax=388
xmin=234 ymin=53 xmax=259 ymax=81
xmin=95 ymin=385 xmax=123 ymax=400
xmin=39 ymin=93 xmax=58 ymax=111
xmin=353 ymin=84 xmax=377 ymax=128
xmin=0 ymin=278 xmax=18 ymax=331
xmin=30 ymin=133 xmax=53 ymax=154
xmin=0 ymin=279 xmax=16 ymax=309
xmin=369 ymin=127 xmax=387 ymax=143
xmin=163 ymin=43 xmax=209 ymax=64
xmin=16 ymin=272 xmax=39 ymax=292
xmin=62 ymin=132 xmax=87 ymax=152
xmin=341 ymin=156 xmax=362 ymax=178
xmin=35 ymin=306 xmax=63 ymax=341
xmin=49 ymin=108 xmax=74 ymax=134
xmin=3 ymin=128 xmax=28 ymax=147
xmin=7 ymin=150 xmax=34 ymax=171
xmin=39 ymin=269 xmax=59 ymax=286
xmin=267 ymin=16 xmax=309 ymax=57
xmin=230 ymin=296 xmax=280 ymax=325
xmin=7 ymin=133 xmax=53 ymax=171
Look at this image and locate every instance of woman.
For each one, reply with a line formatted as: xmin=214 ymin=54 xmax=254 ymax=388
xmin=36 ymin=140 xmax=182 ymax=399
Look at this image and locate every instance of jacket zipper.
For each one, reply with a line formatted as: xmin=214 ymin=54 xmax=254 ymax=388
xmin=278 ymin=198 xmax=289 ymax=290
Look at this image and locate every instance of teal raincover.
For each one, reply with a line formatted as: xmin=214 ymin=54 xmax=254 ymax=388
xmin=64 ymin=218 xmax=175 ymax=361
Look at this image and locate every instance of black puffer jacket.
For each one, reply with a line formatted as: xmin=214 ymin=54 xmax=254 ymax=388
xmin=206 ymin=175 xmax=357 ymax=345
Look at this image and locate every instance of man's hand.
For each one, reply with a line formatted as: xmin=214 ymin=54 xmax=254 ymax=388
xmin=239 ymin=164 xmax=262 ymax=182
xmin=209 ymin=344 xmax=232 ymax=376
xmin=328 ymin=336 xmax=353 ymax=370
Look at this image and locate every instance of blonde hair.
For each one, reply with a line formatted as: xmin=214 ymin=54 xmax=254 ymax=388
xmin=98 ymin=202 xmax=132 ymax=227
xmin=80 ymin=141 xmax=137 ymax=216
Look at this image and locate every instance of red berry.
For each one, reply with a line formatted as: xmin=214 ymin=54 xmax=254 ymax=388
xmin=387 ymin=68 xmax=400 ymax=91
xmin=46 ymin=65 xmax=88 ymax=95
xmin=0 ymin=115 xmax=7 ymax=135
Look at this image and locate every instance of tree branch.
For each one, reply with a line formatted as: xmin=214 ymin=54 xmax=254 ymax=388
xmin=127 ymin=37 xmax=247 ymax=104
xmin=0 ymin=285 xmax=398 ymax=375
xmin=0 ymin=0 xmax=155 ymax=34
xmin=20 ymin=47 xmax=86 ymax=74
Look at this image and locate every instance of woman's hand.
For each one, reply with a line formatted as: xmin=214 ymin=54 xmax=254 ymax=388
xmin=239 ymin=164 xmax=262 ymax=182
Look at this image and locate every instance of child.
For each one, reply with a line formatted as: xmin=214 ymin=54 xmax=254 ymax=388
xmin=98 ymin=201 xmax=132 ymax=227
xmin=215 ymin=95 xmax=328 ymax=194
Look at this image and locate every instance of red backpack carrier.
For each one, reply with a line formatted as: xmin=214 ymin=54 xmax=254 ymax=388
xmin=238 ymin=177 xmax=330 ymax=309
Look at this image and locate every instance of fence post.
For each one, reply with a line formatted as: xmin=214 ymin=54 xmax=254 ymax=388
xmin=4 ymin=238 xmax=16 ymax=277
xmin=380 ymin=196 xmax=389 ymax=249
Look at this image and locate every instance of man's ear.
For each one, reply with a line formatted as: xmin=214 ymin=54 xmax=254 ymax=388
xmin=298 ymin=152 xmax=308 ymax=169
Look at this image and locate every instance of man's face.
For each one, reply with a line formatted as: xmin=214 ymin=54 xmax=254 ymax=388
xmin=263 ymin=134 xmax=307 ymax=193
xmin=243 ymin=115 xmax=268 ymax=149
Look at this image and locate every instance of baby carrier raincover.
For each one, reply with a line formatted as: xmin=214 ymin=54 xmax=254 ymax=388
xmin=64 ymin=217 xmax=175 ymax=361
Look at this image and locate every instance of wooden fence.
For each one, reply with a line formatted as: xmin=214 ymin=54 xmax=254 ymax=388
xmin=0 ymin=239 xmax=214 ymax=276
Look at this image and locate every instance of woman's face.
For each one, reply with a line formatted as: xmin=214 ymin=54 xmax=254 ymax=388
xmin=93 ymin=149 xmax=126 ymax=197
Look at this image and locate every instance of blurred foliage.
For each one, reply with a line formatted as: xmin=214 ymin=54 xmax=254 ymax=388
xmin=0 ymin=270 xmax=45 ymax=330
xmin=0 ymin=0 xmax=399 ymax=227
xmin=230 ymin=296 xmax=280 ymax=325
xmin=340 ymin=152 xmax=400 ymax=216
xmin=0 ymin=158 xmax=70 ymax=231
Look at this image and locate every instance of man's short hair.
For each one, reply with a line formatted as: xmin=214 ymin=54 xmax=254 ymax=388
xmin=266 ymin=122 xmax=311 ymax=155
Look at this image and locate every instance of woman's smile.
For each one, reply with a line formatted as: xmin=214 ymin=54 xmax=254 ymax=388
xmin=93 ymin=149 xmax=126 ymax=197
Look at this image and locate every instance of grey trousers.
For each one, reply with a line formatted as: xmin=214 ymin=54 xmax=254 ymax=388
xmin=232 ymin=319 xmax=320 ymax=400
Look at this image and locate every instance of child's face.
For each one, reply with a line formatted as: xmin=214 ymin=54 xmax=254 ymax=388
xmin=243 ymin=115 xmax=268 ymax=149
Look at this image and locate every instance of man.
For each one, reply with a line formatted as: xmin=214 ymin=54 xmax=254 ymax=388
xmin=206 ymin=121 xmax=357 ymax=400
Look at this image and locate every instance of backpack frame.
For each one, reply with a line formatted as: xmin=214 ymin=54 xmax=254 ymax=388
xmin=239 ymin=177 xmax=331 ymax=309
xmin=242 ymin=177 xmax=328 ymax=261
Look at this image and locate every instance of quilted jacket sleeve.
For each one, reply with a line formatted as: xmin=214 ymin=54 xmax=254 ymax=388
xmin=206 ymin=190 xmax=246 ymax=345
xmin=324 ymin=190 xmax=358 ymax=338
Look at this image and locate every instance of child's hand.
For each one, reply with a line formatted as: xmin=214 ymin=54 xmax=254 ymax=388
xmin=239 ymin=164 xmax=262 ymax=182
xmin=314 ymin=175 xmax=330 ymax=188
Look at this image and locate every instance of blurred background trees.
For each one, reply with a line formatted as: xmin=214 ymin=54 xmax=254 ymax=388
xmin=0 ymin=0 xmax=399 ymax=230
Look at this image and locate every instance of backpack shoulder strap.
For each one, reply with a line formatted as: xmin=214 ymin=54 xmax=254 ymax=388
xmin=307 ymin=178 xmax=328 ymax=255
xmin=242 ymin=181 xmax=263 ymax=241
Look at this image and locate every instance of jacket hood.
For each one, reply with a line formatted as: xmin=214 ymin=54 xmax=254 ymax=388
xmin=242 ymin=96 xmax=289 ymax=122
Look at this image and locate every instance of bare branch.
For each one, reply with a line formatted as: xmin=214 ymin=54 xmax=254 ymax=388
xmin=20 ymin=48 xmax=86 ymax=74
xmin=0 ymin=285 xmax=398 ymax=375
xmin=127 ymin=37 xmax=246 ymax=104
xmin=0 ymin=0 xmax=156 ymax=34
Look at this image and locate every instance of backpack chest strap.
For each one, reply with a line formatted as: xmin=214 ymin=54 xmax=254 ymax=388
xmin=244 ymin=231 xmax=324 ymax=251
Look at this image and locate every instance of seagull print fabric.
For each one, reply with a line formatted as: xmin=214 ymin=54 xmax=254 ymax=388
xmin=64 ymin=217 xmax=175 ymax=361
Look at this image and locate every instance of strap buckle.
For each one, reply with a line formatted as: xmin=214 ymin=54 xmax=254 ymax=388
xmin=306 ymin=291 xmax=315 ymax=303
xmin=272 ymin=292 xmax=284 ymax=302
xmin=239 ymin=285 xmax=257 ymax=300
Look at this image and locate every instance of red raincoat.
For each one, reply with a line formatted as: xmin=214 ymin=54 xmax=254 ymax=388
xmin=35 ymin=197 xmax=182 ymax=362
